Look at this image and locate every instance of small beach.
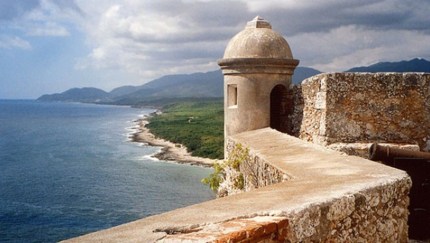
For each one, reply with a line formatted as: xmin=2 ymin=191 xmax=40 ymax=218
xmin=131 ymin=115 xmax=217 ymax=167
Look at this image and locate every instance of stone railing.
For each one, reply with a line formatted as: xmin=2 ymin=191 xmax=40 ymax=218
xmin=218 ymin=128 xmax=412 ymax=242
xmin=63 ymin=128 xmax=412 ymax=242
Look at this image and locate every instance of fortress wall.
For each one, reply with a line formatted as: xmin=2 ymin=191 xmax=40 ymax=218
xmin=282 ymin=176 xmax=411 ymax=242
xmin=292 ymin=73 xmax=430 ymax=151
xmin=218 ymin=139 xmax=292 ymax=197
xmin=63 ymin=128 xmax=411 ymax=242
xmin=160 ymin=174 xmax=411 ymax=243
xmin=207 ymin=130 xmax=411 ymax=242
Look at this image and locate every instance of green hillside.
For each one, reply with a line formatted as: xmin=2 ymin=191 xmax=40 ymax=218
xmin=37 ymin=87 xmax=111 ymax=102
xmin=146 ymin=101 xmax=224 ymax=159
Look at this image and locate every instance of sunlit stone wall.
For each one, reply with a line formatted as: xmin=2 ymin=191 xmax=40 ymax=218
xmin=191 ymin=136 xmax=412 ymax=242
xmin=291 ymin=73 xmax=430 ymax=151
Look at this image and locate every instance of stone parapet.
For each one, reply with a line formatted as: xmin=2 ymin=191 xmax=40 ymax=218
xmin=217 ymin=139 xmax=292 ymax=196
xmin=161 ymin=176 xmax=410 ymax=243
xmin=63 ymin=128 xmax=411 ymax=243
xmin=158 ymin=216 xmax=289 ymax=242
xmin=292 ymin=73 xmax=430 ymax=151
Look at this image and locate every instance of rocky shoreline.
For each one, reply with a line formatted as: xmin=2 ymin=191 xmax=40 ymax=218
xmin=130 ymin=115 xmax=217 ymax=167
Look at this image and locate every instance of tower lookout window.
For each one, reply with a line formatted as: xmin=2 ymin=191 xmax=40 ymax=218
xmin=228 ymin=84 xmax=238 ymax=108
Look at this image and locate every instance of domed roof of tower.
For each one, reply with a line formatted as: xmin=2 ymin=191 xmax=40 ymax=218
xmin=223 ymin=16 xmax=293 ymax=59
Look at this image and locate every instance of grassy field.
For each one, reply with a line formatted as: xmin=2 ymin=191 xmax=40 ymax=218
xmin=146 ymin=101 xmax=224 ymax=159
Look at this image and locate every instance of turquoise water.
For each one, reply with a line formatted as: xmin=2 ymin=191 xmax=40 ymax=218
xmin=0 ymin=100 xmax=215 ymax=242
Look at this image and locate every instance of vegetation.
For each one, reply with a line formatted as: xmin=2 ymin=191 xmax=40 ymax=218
xmin=146 ymin=101 xmax=224 ymax=159
xmin=224 ymin=143 xmax=250 ymax=190
xmin=201 ymin=162 xmax=224 ymax=193
xmin=202 ymin=143 xmax=250 ymax=194
xmin=111 ymin=97 xmax=223 ymax=108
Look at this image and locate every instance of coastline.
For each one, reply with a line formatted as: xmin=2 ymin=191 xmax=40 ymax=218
xmin=130 ymin=114 xmax=217 ymax=167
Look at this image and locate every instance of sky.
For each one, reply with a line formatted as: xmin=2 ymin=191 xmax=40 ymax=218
xmin=1 ymin=0 xmax=430 ymax=99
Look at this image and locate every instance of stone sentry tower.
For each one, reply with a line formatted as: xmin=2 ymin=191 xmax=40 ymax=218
xmin=218 ymin=16 xmax=299 ymax=152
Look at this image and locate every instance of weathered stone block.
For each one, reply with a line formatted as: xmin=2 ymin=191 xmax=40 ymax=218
xmin=292 ymin=73 xmax=430 ymax=152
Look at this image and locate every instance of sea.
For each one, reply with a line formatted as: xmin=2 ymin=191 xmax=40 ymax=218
xmin=0 ymin=100 xmax=215 ymax=243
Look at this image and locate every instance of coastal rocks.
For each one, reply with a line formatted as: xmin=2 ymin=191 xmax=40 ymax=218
xmin=131 ymin=119 xmax=217 ymax=167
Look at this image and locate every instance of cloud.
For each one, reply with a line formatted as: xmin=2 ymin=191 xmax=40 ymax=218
xmin=83 ymin=1 xmax=247 ymax=44
xmin=74 ymin=0 xmax=251 ymax=81
xmin=0 ymin=35 xmax=32 ymax=50
xmin=251 ymin=0 xmax=430 ymax=36
xmin=0 ymin=0 xmax=40 ymax=21
xmin=23 ymin=22 xmax=70 ymax=36
xmin=1 ymin=0 xmax=82 ymax=37
xmin=2 ymin=0 xmax=430 ymax=89
xmin=72 ymin=0 xmax=429 ymax=83
xmin=289 ymin=25 xmax=430 ymax=71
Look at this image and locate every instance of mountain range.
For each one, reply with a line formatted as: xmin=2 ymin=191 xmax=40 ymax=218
xmin=346 ymin=58 xmax=430 ymax=72
xmin=38 ymin=58 xmax=430 ymax=105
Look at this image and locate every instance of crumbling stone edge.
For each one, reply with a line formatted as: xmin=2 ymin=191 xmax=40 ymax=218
xmin=156 ymin=175 xmax=411 ymax=242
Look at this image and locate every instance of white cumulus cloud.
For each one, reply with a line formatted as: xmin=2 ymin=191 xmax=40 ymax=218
xmin=0 ymin=35 xmax=31 ymax=50
xmin=2 ymin=0 xmax=430 ymax=86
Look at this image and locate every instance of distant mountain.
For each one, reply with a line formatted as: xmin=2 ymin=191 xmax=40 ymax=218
xmin=345 ymin=58 xmax=430 ymax=72
xmin=109 ymin=85 xmax=139 ymax=97
xmin=292 ymin=67 xmax=322 ymax=84
xmin=111 ymin=66 xmax=321 ymax=98
xmin=36 ymin=67 xmax=321 ymax=104
xmin=37 ymin=87 xmax=111 ymax=102
xmin=114 ymin=70 xmax=224 ymax=99
xmin=36 ymin=58 xmax=430 ymax=105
